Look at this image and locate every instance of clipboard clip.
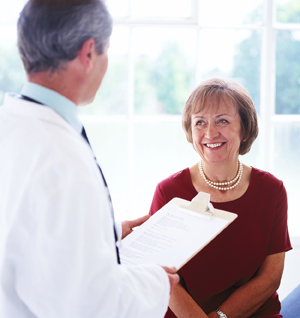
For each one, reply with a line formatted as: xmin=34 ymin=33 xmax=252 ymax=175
xmin=179 ymin=192 xmax=215 ymax=219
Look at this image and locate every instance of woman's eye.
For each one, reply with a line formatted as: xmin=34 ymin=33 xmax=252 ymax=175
xmin=196 ymin=120 xmax=205 ymax=126
xmin=218 ymin=119 xmax=229 ymax=124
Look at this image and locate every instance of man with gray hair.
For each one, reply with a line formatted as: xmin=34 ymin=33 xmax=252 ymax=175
xmin=0 ymin=0 xmax=179 ymax=317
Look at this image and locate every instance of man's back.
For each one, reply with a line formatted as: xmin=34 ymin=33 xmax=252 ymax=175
xmin=0 ymin=94 xmax=111 ymax=316
xmin=0 ymin=0 xmax=179 ymax=315
xmin=0 ymin=93 xmax=172 ymax=317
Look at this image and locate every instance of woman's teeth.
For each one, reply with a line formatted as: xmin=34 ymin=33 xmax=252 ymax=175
xmin=206 ymin=143 xmax=222 ymax=148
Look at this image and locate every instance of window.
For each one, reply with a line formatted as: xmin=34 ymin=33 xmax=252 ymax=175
xmin=0 ymin=1 xmax=26 ymax=104
xmin=0 ymin=0 xmax=299 ymax=238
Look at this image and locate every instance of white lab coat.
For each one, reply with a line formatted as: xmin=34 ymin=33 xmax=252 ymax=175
xmin=0 ymin=94 xmax=170 ymax=318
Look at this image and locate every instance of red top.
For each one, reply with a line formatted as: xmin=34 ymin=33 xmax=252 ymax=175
xmin=149 ymin=167 xmax=292 ymax=318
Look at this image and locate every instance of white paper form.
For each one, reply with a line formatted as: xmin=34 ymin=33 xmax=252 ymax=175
xmin=120 ymin=202 xmax=230 ymax=269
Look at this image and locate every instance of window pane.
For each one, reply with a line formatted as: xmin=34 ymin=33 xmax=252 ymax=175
xmin=81 ymin=120 xmax=130 ymax=217
xmin=273 ymin=121 xmax=300 ymax=236
xmin=276 ymin=0 xmax=300 ymax=23
xmin=199 ymin=29 xmax=261 ymax=113
xmin=80 ymin=27 xmax=129 ymax=115
xmin=276 ymin=30 xmax=300 ymax=114
xmin=133 ymin=27 xmax=196 ymax=115
xmin=131 ymin=0 xmax=191 ymax=18
xmin=199 ymin=0 xmax=263 ymax=26
xmin=106 ymin=0 xmax=129 ymax=17
xmin=132 ymin=121 xmax=199 ymax=217
xmin=0 ymin=0 xmax=25 ymax=23
xmin=0 ymin=25 xmax=26 ymax=105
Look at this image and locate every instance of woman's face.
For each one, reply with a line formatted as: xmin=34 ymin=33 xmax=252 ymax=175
xmin=191 ymin=97 xmax=242 ymax=165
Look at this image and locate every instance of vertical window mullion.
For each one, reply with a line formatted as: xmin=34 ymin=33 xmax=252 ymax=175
xmin=195 ymin=27 xmax=202 ymax=85
xmin=128 ymin=25 xmax=135 ymax=214
xmin=259 ymin=0 xmax=276 ymax=171
xmin=191 ymin=0 xmax=199 ymax=23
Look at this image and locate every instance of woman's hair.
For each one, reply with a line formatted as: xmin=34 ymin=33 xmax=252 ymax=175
xmin=182 ymin=78 xmax=258 ymax=155
xmin=17 ymin=0 xmax=112 ymax=73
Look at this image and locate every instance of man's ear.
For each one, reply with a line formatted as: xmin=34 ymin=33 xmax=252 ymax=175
xmin=77 ymin=38 xmax=97 ymax=70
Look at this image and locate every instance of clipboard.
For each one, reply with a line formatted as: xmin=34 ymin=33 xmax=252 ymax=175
xmin=120 ymin=192 xmax=237 ymax=270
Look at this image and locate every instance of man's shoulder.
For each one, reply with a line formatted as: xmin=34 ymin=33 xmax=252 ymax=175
xmin=2 ymin=93 xmax=69 ymax=128
xmin=1 ymin=93 xmax=89 ymax=167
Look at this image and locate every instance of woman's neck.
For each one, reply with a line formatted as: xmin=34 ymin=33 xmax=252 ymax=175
xmin=189 ymin=162 xmax=252 ymax=203
xmin=201 ymin=159 xmax=240 ymax=183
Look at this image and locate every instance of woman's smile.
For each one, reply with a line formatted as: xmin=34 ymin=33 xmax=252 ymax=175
xmin=204 ymin=142 xmax=225 ymax=149
xmin=191 ymin=99 xmax=242 ymax=165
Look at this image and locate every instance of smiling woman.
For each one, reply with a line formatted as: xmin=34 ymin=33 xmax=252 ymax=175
xmin=149 ymin=78 xmax=292 ymax=318
xmin=191 ymin=101 xmax=242 ymax=167
xmin=182 ymin=79 xmax=257 ymax=204
xmin=182 ymin=79 xmax=258 ymax=156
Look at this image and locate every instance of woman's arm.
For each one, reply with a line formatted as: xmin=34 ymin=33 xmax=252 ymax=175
xmin=207 ymin=252 xmax=285 ymax=318
xmin=169 ymin=280 xmax=208 ymax=318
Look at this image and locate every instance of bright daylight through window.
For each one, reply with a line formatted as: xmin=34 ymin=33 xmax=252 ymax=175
xmin=0 ymin=0 xmax=299 ymax=239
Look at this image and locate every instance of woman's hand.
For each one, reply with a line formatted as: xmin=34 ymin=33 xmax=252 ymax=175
xmin=169 ymin=281 xmax=209 ymax=318
xmin=207 ymin=312 xmax=218 ymax=318
xmin=169 ymin=252 xmax=285 ymax=318
xmin=121 ymin=214 xmax=149 ymax=239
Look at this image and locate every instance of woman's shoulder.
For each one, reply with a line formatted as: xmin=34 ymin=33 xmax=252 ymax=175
xmin=157 ymin=167 xmax=191 ymax=188
xmin=250 ymin=167 xmax=285 ymax=194
xmin=150 ymin=168 xmax=195 ymax=215
xmin=155 ymin=167 xmax=197 ymax=203
xmin=251 ymin=167 xmax=283 ymax=185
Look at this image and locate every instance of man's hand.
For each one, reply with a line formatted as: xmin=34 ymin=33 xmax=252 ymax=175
xmin=121 ymin=214 xmax=150 ymax=239
xmin=161 ymin=266 xmax=180 ymax=294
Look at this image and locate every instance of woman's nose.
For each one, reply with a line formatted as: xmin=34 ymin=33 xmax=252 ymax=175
xmin=205 ymin=123 xmax=219 ymax=139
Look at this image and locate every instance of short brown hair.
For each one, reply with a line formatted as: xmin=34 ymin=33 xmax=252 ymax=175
xmin=182 ymin=78 xmax=258 ymax=155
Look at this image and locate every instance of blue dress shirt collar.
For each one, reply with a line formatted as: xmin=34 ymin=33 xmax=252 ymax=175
xmin=20 ymin=82 xmax=82 ymax=133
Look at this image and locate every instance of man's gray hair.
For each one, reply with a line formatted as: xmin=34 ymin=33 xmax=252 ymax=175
xmin=17 ymin=0 xmax=112 ymax=73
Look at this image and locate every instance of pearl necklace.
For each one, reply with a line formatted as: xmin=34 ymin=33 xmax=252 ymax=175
xmin=198 ymin=160 xmax=243 ymax=191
